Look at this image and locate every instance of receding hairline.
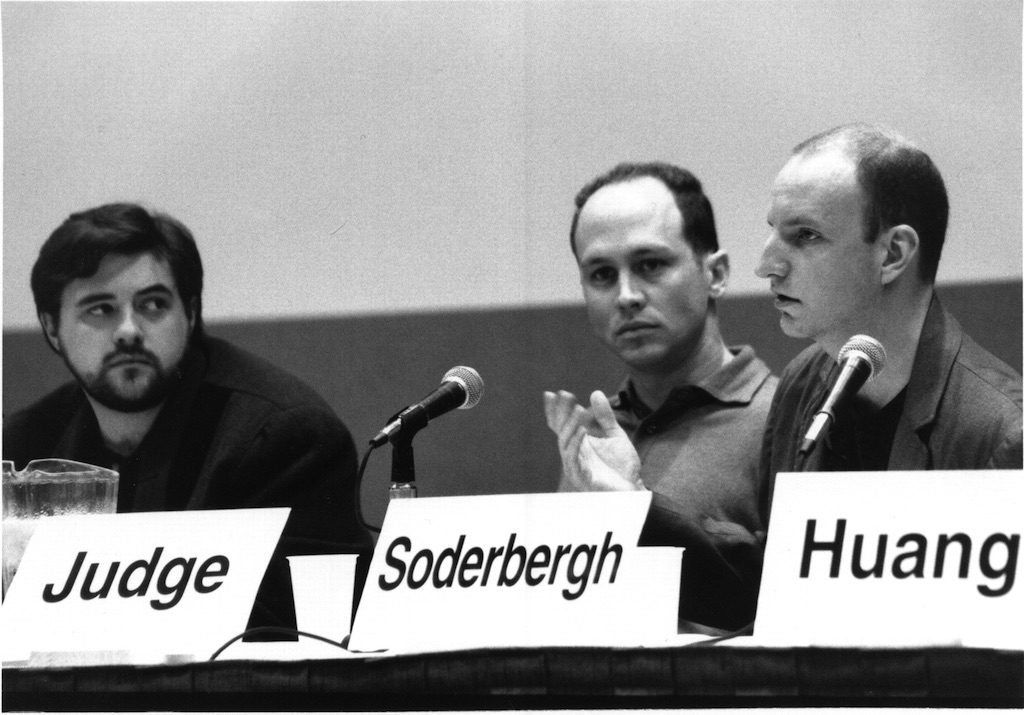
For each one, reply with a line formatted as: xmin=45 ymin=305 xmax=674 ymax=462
xmin=578 ymin=174 xmax=680 ymax=215
xmin=574 ymin=176 xmax=688 ymax=244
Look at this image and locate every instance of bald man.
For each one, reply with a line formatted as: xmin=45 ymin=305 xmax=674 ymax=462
xmin=544 ymin=162 xmax=777 ymax=632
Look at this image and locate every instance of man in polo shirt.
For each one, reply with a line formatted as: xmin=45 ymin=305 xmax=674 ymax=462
xmin=544 ymin=162 xmax=778 ymax=632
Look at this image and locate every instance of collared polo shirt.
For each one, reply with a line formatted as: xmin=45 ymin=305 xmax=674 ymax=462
xmin=613 ymin=345 xmax=776 ymax=516
xmin=610 ymin=345 xmax=778 ymax=630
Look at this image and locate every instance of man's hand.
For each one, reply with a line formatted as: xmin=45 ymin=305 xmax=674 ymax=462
xmin=543 ymin=389 xmax=643 ymax=492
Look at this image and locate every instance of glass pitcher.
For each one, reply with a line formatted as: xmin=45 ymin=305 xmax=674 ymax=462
xmin=2 ymin=459 xmax=119 ymax=598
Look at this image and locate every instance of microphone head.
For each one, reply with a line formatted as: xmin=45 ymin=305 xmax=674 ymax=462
xmin=442 ymin=366 xmax=484 ymax=409
xmin=838 ymin=335 xmax=886 ymax=380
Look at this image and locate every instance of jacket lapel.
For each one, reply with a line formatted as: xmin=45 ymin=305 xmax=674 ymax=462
xmin=888 ymin=296 xmax=962 ymax=470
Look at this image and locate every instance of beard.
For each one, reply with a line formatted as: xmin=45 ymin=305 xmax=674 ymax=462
xmin=64 ymin=346 xmax=183 ymax=413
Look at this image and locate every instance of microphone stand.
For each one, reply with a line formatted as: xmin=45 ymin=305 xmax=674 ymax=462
xmin=386 ymin=404 xmax=430 ymax=500
xmin=389 ymin=433 xmax=417 ymax=499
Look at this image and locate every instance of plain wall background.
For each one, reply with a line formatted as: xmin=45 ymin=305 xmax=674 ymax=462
xmin=3 ymin=0 xmax=1021 ymax=329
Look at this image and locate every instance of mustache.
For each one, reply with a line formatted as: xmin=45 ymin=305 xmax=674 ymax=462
xmin=103 ymin=346 xmax=160 ymax=369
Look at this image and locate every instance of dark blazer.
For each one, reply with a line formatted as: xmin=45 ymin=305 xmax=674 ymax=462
xmin=3 ymin=336 xmax=375 ymax=632
xmin=761 ymin=296 xmax=1023 ymax=490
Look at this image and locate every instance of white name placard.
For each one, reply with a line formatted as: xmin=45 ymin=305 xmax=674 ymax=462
xmin=755 ymin=470 xmax=1022 ymax=648
xmin=2 ymin=508 xmax=289 ymax=661
xmin=348 ymin=492 xmax=682 ymax=653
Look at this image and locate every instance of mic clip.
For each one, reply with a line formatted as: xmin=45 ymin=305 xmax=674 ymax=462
xmin=383 ymin=405 xmax=426 ymax=488
xmin=370 ymin=404 xmax=430 ymax=448
xmin=798 ymin=410 xmax=834 ymax=457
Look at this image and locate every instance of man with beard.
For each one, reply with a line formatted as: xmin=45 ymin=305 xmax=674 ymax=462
xmin=2 ymin=203 xmax=374 ymax=633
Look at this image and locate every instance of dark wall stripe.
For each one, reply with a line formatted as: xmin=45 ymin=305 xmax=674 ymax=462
xmin=4 ymin=282 xmax=1021 ymax=529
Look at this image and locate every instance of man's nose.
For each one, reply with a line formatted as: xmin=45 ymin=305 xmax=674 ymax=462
xmin=755 ymin=232 xmax=788 ymax=280
xmin=616 ymin=273 xmax=645 ymax=310
xmin=114 ymin=308 xmax=143 ymax=344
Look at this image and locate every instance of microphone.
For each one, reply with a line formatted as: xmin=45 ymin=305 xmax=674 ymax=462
xmin=798 ymin=335 xmax=886 ymax=458
xmin=370 ymin=366 xmax=484 ymax=447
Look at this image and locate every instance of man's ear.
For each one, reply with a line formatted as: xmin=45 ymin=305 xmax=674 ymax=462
xmin=879 ymin=225 xmax=920 ymax=285
xmin=187 ymin=298 xmax=198 ymax=335
xmin=704 ymin=250 xmax=730 ymax=300
xmin=39 ymin=312 xmax=62 ymax=355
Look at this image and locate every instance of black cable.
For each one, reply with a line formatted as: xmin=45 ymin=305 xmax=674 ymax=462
xmin=208 ymin=627 xmax=350 ymax=661
xmin=354 ymin=443 xmax=381 ymax=534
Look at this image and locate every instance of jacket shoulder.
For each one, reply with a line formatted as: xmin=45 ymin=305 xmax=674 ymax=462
xmin=201 ymin=337 xmax=336 ymax=414
xmin=941 ymin=335 xmax=1023 ymax=465
xmin=196 ymin=338 xmax=355 ymax=451
xmin=954 ymin=334 xmax=1023 ymax=410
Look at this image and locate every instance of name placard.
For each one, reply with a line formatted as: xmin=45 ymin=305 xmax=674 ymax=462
xmin=2 ymin=508 xmax=289 ymax=661
xmin=348 ymin=492 xmax=682 ymax=652
xmin=755 ymin=470 xmax=1022 ymax=648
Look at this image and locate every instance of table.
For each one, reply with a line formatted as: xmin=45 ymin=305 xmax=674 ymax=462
xmin=4 ymin=645 xmax=1022 ymax=710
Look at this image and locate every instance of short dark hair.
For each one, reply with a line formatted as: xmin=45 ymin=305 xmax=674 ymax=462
xmin=569 ymin=162 xmax=719 ymax=257
xmin=793 ymin=123 xmax=949 ymax=283
xmin=31 ymin=202 xmax=205 ymax=342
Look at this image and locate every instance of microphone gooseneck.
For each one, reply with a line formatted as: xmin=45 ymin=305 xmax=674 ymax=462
xmin=797 ymin=335 xmax=886 ymax=460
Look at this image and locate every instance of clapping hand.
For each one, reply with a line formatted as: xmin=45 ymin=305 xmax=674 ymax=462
xmin=543 ymin=389 xmax=644 ymax=492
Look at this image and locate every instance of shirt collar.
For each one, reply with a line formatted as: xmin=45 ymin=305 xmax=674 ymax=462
xmin=614 ymin=345 xmax=772 ymax=415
